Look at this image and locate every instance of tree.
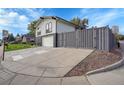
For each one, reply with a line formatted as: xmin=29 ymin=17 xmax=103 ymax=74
xmin=70 ymin=17 xmax=88 ymax=29
xmin=8 ymin=33 xmax=15 ymax=42
xmin=116 ymin=34 xmax=124 ymax=41
xmin=81 ymin=18 xmax=88 ymax=29
xmin=70 ymin=17 xmax=81 ymax=26
xmin=16 ymin=33 xmax=20 ymax=37
xmin=28 ymin=20 xmax=38 ymax=36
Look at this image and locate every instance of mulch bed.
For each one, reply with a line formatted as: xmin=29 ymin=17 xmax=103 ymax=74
xmin=65 ymin=48 xmax=122 ymax=77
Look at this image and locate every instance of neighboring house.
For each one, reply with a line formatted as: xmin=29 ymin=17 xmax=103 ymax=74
xmin=112 ymin=25 xmax=119 ymax=34
xmin=35 ymin=16 xmax=79 ymax=47
xmin=22 ymin=34 xmax=35 ymax=43
xmin=15 ymin=35 xmax=22 ymax=42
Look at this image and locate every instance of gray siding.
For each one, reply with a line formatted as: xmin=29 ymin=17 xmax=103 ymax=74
xmin=35 ymin=36 xmax=42 ymax=46
xmin=57 ymin=26 xmax=116 ymax=51
xmin=57 ymin=21 xmax=75 ymax=33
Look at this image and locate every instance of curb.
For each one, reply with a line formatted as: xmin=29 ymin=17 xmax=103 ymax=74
xmin=86 ymin=55 xmax=124 ymax=75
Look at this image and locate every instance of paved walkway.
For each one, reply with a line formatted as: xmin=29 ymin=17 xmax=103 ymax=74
xmin=0 ymin=46 xmax=3 ymax=59
xmin=0 ymin=47 xmax=93 ymax=85
xmin=0 ymin=67 xmax=90 ymax=85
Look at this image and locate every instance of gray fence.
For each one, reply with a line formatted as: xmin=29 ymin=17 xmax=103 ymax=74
xmin=57 ymin=26 xmax=116 ymax=51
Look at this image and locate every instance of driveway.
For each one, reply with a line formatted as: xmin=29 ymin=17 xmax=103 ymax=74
xmin=2 ymin=47 xmax=94 ymax=78
xmin=0 ymin=46 xmax=3 ymax=58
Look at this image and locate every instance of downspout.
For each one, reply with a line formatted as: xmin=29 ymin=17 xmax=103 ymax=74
xmin=55 ymin=20 xmax=58 ymax=47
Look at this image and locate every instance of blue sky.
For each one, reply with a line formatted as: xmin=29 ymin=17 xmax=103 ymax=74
xmin=0 ymin=8 xmax=124 ymax=39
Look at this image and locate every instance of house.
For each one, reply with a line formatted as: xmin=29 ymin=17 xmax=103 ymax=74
xmin=112 ymin=25 xmax=119 ymax=34
xmin=22 ymin=34 xmax=35 ymax=43
xmin=15 ymin=35 xmax=22 ymax=43
xmin=35 ymin=16 xmax=79 ymax=47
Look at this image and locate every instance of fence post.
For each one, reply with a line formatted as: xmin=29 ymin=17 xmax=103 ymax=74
xmin=93 ymin=27 xmax=97 ymax=49
xmin=53 ymin=33 xmax=57 ymax=47
xmin=76 ymin=31 xmax=78 ymax=48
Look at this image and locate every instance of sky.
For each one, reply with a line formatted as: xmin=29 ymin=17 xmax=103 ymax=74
xmin=0 ymin=8 xmax=124 ymax=39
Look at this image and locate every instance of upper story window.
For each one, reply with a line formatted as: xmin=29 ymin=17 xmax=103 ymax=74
xmin=37 ymin=31 xmax=41 ymax=36
xmin=46 ymin=23 xmax=49 ymax=31
xmin=37 ymin=27 xmax=39 ymax=30
xmin=49 ymin=22 xmax=52 ymax=32
xmin=36 ymin=27 xmax=41 ymax=36
xmin=46 ymin=22 xmax=52 ymax=33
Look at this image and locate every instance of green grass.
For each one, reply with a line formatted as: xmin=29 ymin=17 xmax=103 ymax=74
xmin=5 ymin=43 xmax=36 ymax=51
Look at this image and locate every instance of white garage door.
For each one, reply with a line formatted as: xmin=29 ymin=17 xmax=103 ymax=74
xmin=42 ymin=35 xmax=54 ymax=47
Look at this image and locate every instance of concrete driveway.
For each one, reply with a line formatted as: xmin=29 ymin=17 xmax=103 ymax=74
xmin=2 ymin=47 xmax=94 ymax=78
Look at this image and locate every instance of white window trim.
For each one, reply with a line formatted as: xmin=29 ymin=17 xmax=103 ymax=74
xmin=46 ymin=22 xmax=52 ymax=33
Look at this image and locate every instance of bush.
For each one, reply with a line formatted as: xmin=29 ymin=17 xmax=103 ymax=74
xmin=5 ymin=43 xmax=36 ymax=51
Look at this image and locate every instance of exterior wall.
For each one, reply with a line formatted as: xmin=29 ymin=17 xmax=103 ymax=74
xmin=56 ymin=21 xmax=75 ymax=33
xmin=42 ymin=35 xmax=54 ymax=47
xmin=35 ymin=18 xmax=76 ymax=47
xmin=35 ymin=34 xmax=57 ymax=47
xmin=36 ymin=19 xmax=56 ymax=37
xmin=35 ymin=36 xmax=42 ymax=46
xmin=22 ymin=37 xmax=27 ymax=43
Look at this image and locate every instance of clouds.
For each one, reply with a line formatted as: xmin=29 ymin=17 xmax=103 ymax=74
xmin=0 ymin=19 xmax=9 ymax=24
xmin=76 ymin=8 xmax=124 ymax=34
xmin=93 ymin=9 xmax=117 ymax=26
xmin=23 ymin=8 xmax=45 ymax=19
xmin=0 ymin=8 xmax=52 ymax=39
xmin=0 ymin=10 xmax=29 ymax=35
xmin=8 ymin=12 xmax=18 ymax=17
xmin=79 ymin=8 xmax=124 ymax=27
xmin=19 ymin=15 xmax=28 ymax=21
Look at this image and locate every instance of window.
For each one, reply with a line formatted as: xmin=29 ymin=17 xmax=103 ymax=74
xmin=49 ymin=22 xmax=52 ymax=32
xmin=37 ymin=31 xmax=41 ymax=35
xmin=46 ymin=22 xmax=52 ymax=33
xmin=46 ymin=23 xmax=49 ymax=31
xmin=37 ymin=28 xmax=39 ymax=30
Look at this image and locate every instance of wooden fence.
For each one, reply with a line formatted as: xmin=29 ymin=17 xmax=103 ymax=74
xmin=57 ymin=26 xmax=116 ymax=51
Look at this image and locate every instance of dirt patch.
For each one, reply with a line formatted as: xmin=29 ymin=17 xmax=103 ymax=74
xmin=65 ymin=48 xmax=122 ymax=77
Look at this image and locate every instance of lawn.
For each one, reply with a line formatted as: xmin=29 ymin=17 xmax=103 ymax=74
xmin=5 ymin=44 xmax=36 ymax=51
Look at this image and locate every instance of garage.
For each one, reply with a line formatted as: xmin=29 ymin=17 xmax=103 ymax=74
xmin=42 ymin=35 xmax=54 ymax=47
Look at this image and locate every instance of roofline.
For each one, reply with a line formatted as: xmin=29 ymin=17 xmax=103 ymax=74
xmin=35 ymin=16 xmax=80 ymax=28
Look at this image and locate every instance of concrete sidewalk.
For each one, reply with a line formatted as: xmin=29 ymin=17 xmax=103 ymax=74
xmin=0 ymin=46 xmax=3 ymax=62
xmin=87 ymin=65 xmax=124 ymax=85
xmin=0 ymin=67 xmax=90 ymax=85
